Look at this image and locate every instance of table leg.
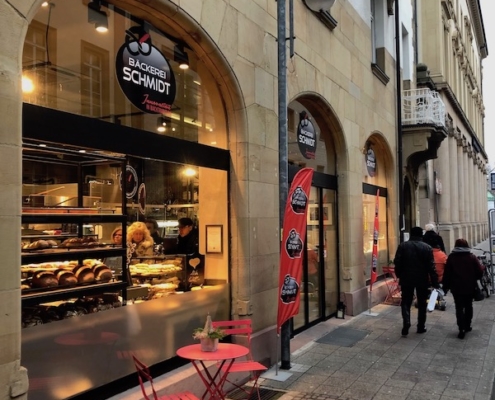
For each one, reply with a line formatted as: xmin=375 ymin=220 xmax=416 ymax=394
xmin=190 ymin=360 xmax=228 ymax=400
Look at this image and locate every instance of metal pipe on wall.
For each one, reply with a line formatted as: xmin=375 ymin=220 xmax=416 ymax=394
xmin=277 ymin=0 xmax=291 ymax=370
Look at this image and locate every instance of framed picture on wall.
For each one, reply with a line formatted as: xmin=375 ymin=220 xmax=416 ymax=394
xmin=206 ymin=225 xmax=223 ymax=253
xmin=307 ymin=204 xmax=333 ymax=226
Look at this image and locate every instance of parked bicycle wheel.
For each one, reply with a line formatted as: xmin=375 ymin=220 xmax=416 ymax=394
xmin=481 ymin=269 xmax=492 ymax=298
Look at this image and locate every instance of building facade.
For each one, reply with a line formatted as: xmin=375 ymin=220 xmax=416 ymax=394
xmin=2 ymin=0 xmax=483 ymax=398
xmin=402 ymin=0 xmax=488 ymax=251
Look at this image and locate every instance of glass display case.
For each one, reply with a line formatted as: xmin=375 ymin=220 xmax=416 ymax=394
xmin=21 ymin=143 xmax=128 ymax=320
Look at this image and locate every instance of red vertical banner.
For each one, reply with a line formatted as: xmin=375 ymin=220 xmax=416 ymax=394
xmin=277 ymin=168 xmax=314 ymax=333
xmin=370 ymin=189 xmax=379 ymax=291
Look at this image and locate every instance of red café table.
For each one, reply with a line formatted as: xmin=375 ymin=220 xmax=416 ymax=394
xmin=176 ymin=343 xmax=249 ymax=400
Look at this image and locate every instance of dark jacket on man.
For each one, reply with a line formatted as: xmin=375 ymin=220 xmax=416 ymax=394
xmin=394 ymin=235 xmax=439 ymax=289
xmin=177 ymin=229 xmax=199 ymax=255
xmin=443 ymin=247 xmax=483 ymax=296
xmin=423 ymin=230 xmax=446 ymax=253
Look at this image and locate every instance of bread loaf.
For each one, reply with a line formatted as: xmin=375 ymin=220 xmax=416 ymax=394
xmin=55 ymin=269 xmax=78 ymax=286
xmin=32 ymin=271 xmax=58 ymax=288
xmin=73 ymin=265 xmax=95 ymax=283
xmin=93 ymin=265 xmax=113 ymax=283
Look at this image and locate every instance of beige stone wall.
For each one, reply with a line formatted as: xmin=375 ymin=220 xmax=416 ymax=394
xmin=416 ymin=0 xmax=488 ymax=248
xmin=0 ymin=0 xmax=400 ymax=391
xmin=0 ymin=0 xmax=33 ymax=398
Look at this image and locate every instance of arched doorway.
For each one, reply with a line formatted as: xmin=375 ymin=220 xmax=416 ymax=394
xmin=287 ymin=96 xmax=341 ymax=331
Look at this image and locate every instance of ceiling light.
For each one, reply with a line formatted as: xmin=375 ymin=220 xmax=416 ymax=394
xmin=95 ymin=20 xmax=108 ymax=33
xmin=156 ymin=116 xmax=170 ymax=132
xmin=183 ymin=167 xmax=196 ymax=177
xmin=174 ymin=44 xmax=189 ymax=70
xmin=88 ymin=0 xmax=108 ymax=33
xmin=41 ymin=1 xmax=49 ymax=6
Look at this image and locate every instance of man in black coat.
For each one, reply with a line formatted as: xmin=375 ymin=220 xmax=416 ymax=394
xmin=177 ymin=217 xmax=198 ymax=255
xmin=394 ymin=226 xmax=439 ymax=336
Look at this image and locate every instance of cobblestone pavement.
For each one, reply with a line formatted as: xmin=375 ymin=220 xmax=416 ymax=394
xmin=111 ymin=241 xmax=495 ymax=400
xmin=254 ymin=294 xmax=495 ymax=400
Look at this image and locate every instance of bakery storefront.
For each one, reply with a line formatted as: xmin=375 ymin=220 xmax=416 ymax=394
xmin=21 ymin=1 xmax=230 ymax=399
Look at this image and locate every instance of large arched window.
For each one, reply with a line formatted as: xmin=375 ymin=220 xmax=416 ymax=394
xmin=22 ymin=0 xmax=227 ymax=149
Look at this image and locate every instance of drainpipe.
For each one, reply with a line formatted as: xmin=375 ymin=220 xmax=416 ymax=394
xmin=277 ymin=0 xmax=291 ymax=370
xmin=395 ymin=0 xmax=404 ymax=242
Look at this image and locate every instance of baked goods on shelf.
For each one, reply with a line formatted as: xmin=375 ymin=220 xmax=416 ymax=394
xmin=55 ymin=269 xmax=78 ymax=286
xmin=32 ymin=271 xmax=59 ymax=288
xmin=21 ymin=260 xmax=117 ymax=290
xmin=21 ymin=239 xmax=58 ymax=251
xmin=147 ymin=282 xmax=179 ymax=299
xmin=73 ymin=265 xmax=95 ymax=284
xmin=59 ymin=237 xmax=99 ymax=248
xmin=21 ymin=295 xmax=122 ymax=328
xmin=93 ymin=265 xmax=113 ymax=282
xmin=129 ymin=262 xmax=182 ymax=277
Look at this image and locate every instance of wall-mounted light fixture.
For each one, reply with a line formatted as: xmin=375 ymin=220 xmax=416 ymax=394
xmin=174 ymin=44 xmax=189 ymax=70
xmin=88 ymin=0 xmax=108 ymax=33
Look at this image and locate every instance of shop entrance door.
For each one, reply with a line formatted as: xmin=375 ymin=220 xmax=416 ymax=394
xmin=290 ymin=167 xmax=338 ymax=332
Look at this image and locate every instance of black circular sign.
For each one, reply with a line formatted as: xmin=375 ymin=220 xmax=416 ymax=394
xmin=116 ymin=26 xmax=176 ymax=114
xmin=366 ymin=148 xmax=377 ymax=177
xmin=297 ymin=118 xmax=317 ymax=159
xmin=119 ymin=165 xmax=139 ymax=199
xmin=285 ymin=229 xmax=303 ymax=259
xmin=290 ymin=186 xmax=308 ymax=214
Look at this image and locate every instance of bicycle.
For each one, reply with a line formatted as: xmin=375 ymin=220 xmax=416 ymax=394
xmin=473 ymin=248 xmax=493 ymax=298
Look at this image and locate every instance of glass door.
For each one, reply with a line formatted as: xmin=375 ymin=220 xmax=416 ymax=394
xmin=293 ymin=184 xmax=338 ymax=331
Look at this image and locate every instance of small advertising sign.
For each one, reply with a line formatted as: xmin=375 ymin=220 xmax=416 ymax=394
xmin=297 ymin=112 xmax=317 ymax=159
xmin=365 ymin=148 xmax=376 ymax=177
xmin=116 ymin=26 xmax=176 ymax=114
xmin=491 ymin=173 xmax=495 ymax=191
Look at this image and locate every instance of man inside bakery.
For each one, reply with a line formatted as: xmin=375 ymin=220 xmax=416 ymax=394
xmin=176 ymin=217 xmax=198 ymax=255
xmin=145 ymin=218 xmax=164 ymax=245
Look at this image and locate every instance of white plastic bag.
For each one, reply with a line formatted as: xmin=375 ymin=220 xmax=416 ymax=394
xmin=427 ymin=289 xmax=439 ymax=312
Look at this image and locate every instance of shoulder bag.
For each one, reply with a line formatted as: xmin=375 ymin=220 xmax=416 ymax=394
xmin=474 ymin=282 xmax=485 ymax=302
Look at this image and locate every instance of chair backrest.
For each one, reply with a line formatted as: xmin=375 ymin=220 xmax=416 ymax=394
xmin=132 ymin=355 xmax=158 ymax=400
xmin=211 ymin=319 xmax=254 ymax=357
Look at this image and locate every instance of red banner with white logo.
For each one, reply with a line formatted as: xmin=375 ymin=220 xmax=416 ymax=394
xmin=370 ymin=189 xmax=379 ymax=291
xmin=277 ymin=168 xmax=314 ymax=333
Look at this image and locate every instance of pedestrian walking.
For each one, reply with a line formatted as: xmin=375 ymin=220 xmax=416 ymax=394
xmin=424 ymin=223 xmax=446 ymax=253
xmin=394 ymin=226 xmax=439 ymax=336
xmin=442 ymin=238 xmax=484 ymax=339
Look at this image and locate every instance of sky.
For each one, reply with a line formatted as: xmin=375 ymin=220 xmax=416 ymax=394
xmin=480 ymin=0 xmax=495 ymax=167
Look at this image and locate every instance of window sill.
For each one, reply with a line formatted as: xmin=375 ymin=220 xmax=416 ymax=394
xmin=371 ymin=64 xmax=390 ymax=85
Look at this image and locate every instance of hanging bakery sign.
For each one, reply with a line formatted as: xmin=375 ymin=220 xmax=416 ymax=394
xmin=365 ymin=147 xmax=377 ymax=177
xmin=116 ymin=26 xmax=176 ymax=114
xmin=297 ymin=111 xmax=317 ymax=159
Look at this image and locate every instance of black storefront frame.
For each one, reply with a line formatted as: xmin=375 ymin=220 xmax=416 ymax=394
xmin=22 ymin=103 xmax=232 ymax=400
xmin=363 ymin=182 xmax=389 ymax=286
xmin=23 ymin=104 xmax=230 ymax=171
xmin=289 ymin=165 xmax=339 ymax=334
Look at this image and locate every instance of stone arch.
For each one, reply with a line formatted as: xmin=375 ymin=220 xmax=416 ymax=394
xmin=363 ymin=130 xmax=398 ymax=267
xmin=0 ymin=0 xmax=249 ymax=395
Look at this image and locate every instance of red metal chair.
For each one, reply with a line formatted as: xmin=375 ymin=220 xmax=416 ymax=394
xmin=382 ymin=266 xmax=401 ymax=305
xmin=132 ymin=355 xmax=199 ymax=400
xmin=211 ymin=319 xmax=267 ymax=400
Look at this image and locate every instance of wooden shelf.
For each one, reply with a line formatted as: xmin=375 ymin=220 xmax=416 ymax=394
xmin=21 ymin=281 xmax=128 ymax=307
xmin=21 ymin=247 xmax=125 ymax=263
